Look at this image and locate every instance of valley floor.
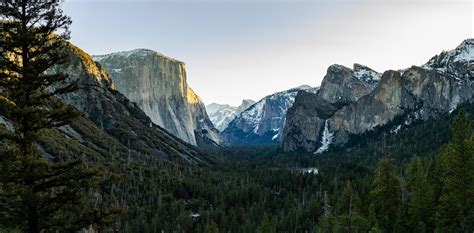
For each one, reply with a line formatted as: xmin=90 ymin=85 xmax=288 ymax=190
xmin=1 ymin=107 xmax=473 ymax=233
xmin=116 ymin=106 xmax=473 ymax=233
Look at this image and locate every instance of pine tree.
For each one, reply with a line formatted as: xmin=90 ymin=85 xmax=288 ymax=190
xmin=207 ymin=220 xmax=219 ymax=233
xmin=258 ymin=214 xmax=273 ymax=233
xmin=318 ymin=191 xmax=334 ymax=233
xmin=405 ymin=156 xmax=434 ymax=232
xmin=0 ymin=1 xmax=101 ymax=232
xmin=369 ymin=157 xmax=402 ymax=233
xmin=435 ymin=109 xmax=474 ymax=232
xmin=335 ymin=181 xmax=369 ymax=233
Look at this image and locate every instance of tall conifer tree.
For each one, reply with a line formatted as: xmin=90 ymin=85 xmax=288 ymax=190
xmin=436 ymin=109 xmax=474 ymax=232
xmin=369 ymin=157 xmax=402 ymax=233
xmin=0 ymin=1 xmax=100 ymax=232
xmin=405 ymin=156 xmax=434 ymax=232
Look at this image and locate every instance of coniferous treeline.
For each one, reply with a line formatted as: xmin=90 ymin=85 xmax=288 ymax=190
xmin=0 ymin=1 xmax=473 ymax=232
xmin=131 ymin=109 xmax=472 ymax=233
xmin=105 ymin=108 xmax=473 ymax=232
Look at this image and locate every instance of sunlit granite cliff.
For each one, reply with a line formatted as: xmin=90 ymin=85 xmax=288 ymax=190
xmin=93 ymin=49 xmax=222 ymax=146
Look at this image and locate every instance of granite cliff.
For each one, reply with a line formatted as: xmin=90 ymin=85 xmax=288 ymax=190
xmin=93 ymin=49 xmax=222 ymax=146
xmin=52 ymin=43 xmax=206 ymax=164
xmin=282 ymin=64 xmax=381 ymax=152
xmin=282 ymin=39 xmax=474 ymax=153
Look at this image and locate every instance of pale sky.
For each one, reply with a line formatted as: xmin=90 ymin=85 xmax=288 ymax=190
xmin=63 ymin=0 xmax=473 ymax=106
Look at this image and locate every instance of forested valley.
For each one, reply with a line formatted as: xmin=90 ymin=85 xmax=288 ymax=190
xmin=0 ymin=1 xmax=473 ymax=233
xmin=17 ymin=105 xmax=466 ymax=233
xmin=116 ymin=106 xmax=473 ymax=233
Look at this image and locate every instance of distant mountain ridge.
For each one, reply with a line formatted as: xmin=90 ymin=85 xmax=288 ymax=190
xmin=206 ymin=99 xmax=255 ymax=131
xmin=223 ymin=85 xmax=319 ymax=145
xmin=92 ymin=49 xmax=223 ymax=147
xmin=282 ymin=39 xmax=474 ymax=153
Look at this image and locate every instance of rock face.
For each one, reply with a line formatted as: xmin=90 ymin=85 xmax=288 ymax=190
xmin=318 ymin=64 xmax=381 ymax=107
xmin=223 ymin=85 xmax=318 ymax=145
xmin=282 ymin=65 xmax=381 ymax=152
xmin=282 ymin=39 xmax=474 ymax=153
xmin=54 ymin=43 xmax=206 ymax=164
xmin=206 ymin=99 xmax=255 ymax=131
xmin=93 ymin=49 xmax=222 ymax=146
xmin=282 ymin=91 xmax=339 ymax=152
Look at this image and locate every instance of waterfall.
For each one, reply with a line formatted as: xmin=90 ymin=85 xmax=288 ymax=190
xmin=314 ymin=120 xmax=334 ymax=154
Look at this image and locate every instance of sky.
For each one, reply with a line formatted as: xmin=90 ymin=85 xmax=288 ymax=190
xmin=63 ymin=0 xmax=473 ymax=106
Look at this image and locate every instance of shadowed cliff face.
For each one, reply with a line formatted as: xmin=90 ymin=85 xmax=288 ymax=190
xmin=282 ymin=64 xmax=381 ymax=152
xmin=282 ymin=39 xmax=474 ymax=153
xmin=281 ymin=91 xmax=338 ymax=152
xmin=52 ymin=43 xmax=206 ymax=164
xmin=92 ymin=49 xmax=222 ymax=146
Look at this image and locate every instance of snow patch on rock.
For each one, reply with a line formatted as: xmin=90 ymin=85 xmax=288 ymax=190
xmin=353 ymin=64 xmax=382 ymax=82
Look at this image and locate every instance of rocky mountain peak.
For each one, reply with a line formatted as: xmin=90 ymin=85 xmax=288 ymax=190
xmin=206 ymin=103 xmax=232 ymax=113
xmin=282 ymin=40 xmax=474 ymax=153
xmin=319 ymin=64 xmax=380 ymax=106
xmin=236 ymin=99 xmax=256 ymax=113
xmin=241 ymin=99 xmax=256 ymax=106
xmin=291 ymin=84 xmax=312 ymax=90
xmin=93 ymin=48 xmax=183 ymax=64
xmin=327 ymin=64 xmax=349 ymax=73
xmin=207 ymin=99 xmax=256 ymax=132
xmin=450 ymin=38 xmax=474 ymax=62
xmin=424 ymin=38 xmax=473 ymax=79
xmin=353 ymin=63 xmax=382 ymax=84
xmin=93 ymin=48 xmax=222 ymax=146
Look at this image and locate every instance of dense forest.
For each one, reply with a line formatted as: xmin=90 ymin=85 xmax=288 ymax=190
xmin=0 ymin=1 xmax=473 ymax=233
xmin=108 ymin=106 xmax=473 ymax=233
xmin=2 ymin=104 xmax=472 ymax=232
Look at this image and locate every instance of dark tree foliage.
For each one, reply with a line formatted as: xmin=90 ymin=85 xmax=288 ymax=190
xmin=404 ymin=156 xmax=434 ymax=232
xmin=111 ymin=108 xmax=472 ymax=233
xmin=369 ymin=157 xmax=402 ymax=232
xmin=0 ymin=1 xmax=104 ymax=232
xmin=0 ymin=4 xmax=472 ymax=232
xmin=435 ymin=109 xmax=474 ymax=232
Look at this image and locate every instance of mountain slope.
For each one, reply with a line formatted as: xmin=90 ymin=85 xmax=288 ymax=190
xmin=206 ymin=99 xmax=255 ymax=131
xmin=93 ymin=49 xmax=222 ymax=146
xmin=0 ymin=41 xmax=214 ymax=229
xmin=282 ymin=39 xmax=474 ymax=153
xmin=54 ymin=43 xmax=207 ymax=164
xmin=223 ymin=85 xmax=318 ymax=145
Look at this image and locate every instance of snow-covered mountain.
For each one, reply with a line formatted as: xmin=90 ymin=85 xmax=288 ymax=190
xmin=423 ymin=38 xmax=473 ymax=79
xmin=206 ymin=99 xmax=255 ymax=131
xmin=222 ymin=85 xmax=319 ymax=145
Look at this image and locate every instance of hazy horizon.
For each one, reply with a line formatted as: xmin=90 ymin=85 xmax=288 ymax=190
xmin=64 ymin=0 xmax=473 ymax=106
